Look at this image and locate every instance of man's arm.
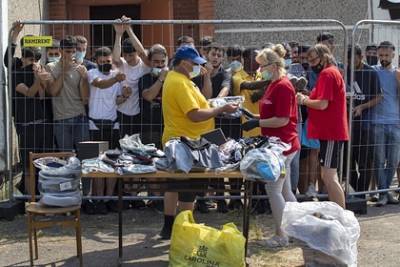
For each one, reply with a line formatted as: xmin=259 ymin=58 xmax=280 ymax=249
xmin=142 ymin=71 xmax=167 ymax=102
xmin=92 ymin=72 xmax=125 ymax=89
xmin=125 ymin=25 xmax=151 ymax=66
xmin=77 ymin=65 xmax=90 ymax=105
xmin=186 ymin=103 xmax=238 ymax=122
xmin=217 ymin=70 xmax=232 ymax=97
xmin=15 ymin=77 xmax=42 ymax=97
xmin=112 ymin=23 xmax=124 ymax=67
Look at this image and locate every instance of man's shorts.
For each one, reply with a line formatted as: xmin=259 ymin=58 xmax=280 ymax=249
xmin=319 ymin=140 xmax=344 ymax=169
xmin=166 ymin=178 xmax=207 ymax=202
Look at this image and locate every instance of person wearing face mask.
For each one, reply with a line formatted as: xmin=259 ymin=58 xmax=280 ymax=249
xmin=113 ymin=16 xmax=151 ymax=139
xmin=159 ymin=45 xmax=239 ymax=240
xmin=241 ymin=45 xmax=299 ymax=248
xmin=74 ymin=35 xmax=96 ymax=71
xmin=8 ymin=45 xmax=52 ymax=193
xmin=46 ymin=39 xmax=61 ymax=64
xmin=346 ymin=44 xmax=382 ymax=199
xmin=45 ymin=35 xmax=90 ymax=151
xmin=85 ymin=47 xmax=126 ymax=214
xmin=296 ymin=44 xmax=348 ymax=209
xmin=226 ymin=44 xmax=244 ymax=71
xmin=138 ymin=44 xmax=168 ymax=147
xmin=138 ymin=44 xmax=168 ymax=213
xmin=365 ymin=44 xmax=378 ymax=66
xmin=368 ymin=41 xmax=400 ymax=206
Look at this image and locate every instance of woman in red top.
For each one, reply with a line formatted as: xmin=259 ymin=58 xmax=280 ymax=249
xmin=296 ymin=44 xmax=348 ymax=208
xmin=242 ymin=44 xmax=299 ymax=248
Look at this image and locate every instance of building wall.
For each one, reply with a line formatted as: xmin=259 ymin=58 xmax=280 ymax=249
xmin=214 ymin=0 xmax=370 ymax=59
xmin=7 ymin=0 xmax=47 ymax=54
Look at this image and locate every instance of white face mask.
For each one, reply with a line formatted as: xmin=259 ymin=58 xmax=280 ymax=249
xmin=189 ymin=65 xmax=201 ymax=79
xmin=47 ymin=56 xmax=61 ymax=63
xmin=151 ymin=67 xmax=162 ymax=76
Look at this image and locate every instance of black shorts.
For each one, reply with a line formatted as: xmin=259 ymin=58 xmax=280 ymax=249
xmin=319 ymin=140 xmax=344 ymax=169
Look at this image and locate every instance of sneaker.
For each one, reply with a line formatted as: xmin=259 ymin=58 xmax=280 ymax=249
xmin=95 ymin=200 xmax=108 ymax=215
xmin=159 ymin=225 xmax=172 ymax=240
xmin=376 ymin=194 xmax=388 ymax=207
xmin=369 ymin=194 xmax=379 ymax=202
xmin=264 ymin=235 xmax=289 ymax=248
xmin=216 ymin=200 xmax=229 ymax=213
xmin=196 ymin=200 xmax=210 ymax=213
xmin=305 ymin=184 xmax=318 ymax=198
xmin=106 ymin=200 xmax=119 ymax=212
xmin=387 ymin=193 xmax=399 ymax=204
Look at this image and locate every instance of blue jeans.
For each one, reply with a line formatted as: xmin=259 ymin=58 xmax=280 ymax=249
xmin=371 ymin=124 xmax=400 ymax=190
xmin=54 ymin=115 xmax=90 ymax=151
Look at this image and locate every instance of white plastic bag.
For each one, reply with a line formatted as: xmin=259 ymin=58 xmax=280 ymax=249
xmin=282 ymin=202 xmax=360 ymax=266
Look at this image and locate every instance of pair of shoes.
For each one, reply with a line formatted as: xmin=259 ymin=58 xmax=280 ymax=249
xmin=228 ymin=199 xmax=243 ymax=210
xmin=387 ymin=193 xmax=399 ymax=204
xmin=130 ymin=200 xmax=146 ymax=209
xmin=95 ymin=200 xmax=108 ymax=215
xmin=106 ymin=200 xmax=119 ymax=212
xmin=305 ymin=184 xmax=318 ymax=198
xmin=159 ymin=225 xmax=172 ymax=240
xmin=264 ymin=235 xmax=289 ymax=248
xmin=369 ymin=194 xmax=379 ymax=202
xmin=216 ymin=200 xmax=229 ymax=213
xmin=376 ymin=194 xmax=388 ymax=207
xmin=196 ymin=200 xmax=210 ymax=213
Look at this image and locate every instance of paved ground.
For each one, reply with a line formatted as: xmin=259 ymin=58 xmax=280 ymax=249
xmin=1 ymin=202 xmax=400 ymax=267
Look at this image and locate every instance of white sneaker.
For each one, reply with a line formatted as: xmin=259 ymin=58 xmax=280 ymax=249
xmin=265 ymin=235 xmax=289 ymax=248
xmin=305 ymin=184 xmax=317 ymax=198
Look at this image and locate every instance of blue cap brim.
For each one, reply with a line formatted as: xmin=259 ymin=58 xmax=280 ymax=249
xmin=192 ymin=56 xmax=207 ymax=65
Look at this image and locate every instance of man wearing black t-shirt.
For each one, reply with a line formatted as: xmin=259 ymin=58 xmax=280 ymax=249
xmin=138 ymin=44 xmax=169 ymax=212
xmin=347 ymin=45 xmax=383 ymax=196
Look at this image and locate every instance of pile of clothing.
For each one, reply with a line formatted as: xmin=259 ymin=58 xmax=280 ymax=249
xmin=82 ymin=134 xmax=163 ymax=175
xmin=34 ymin=156 xmax=82 ymax=207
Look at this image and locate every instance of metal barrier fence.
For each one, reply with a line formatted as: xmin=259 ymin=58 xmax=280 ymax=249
xmin=347 ymin=20 xmax=400 ymax=200
xmin=3 ymin=19 xmax=348 ymax=203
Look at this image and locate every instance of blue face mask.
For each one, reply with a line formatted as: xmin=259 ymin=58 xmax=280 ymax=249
xmin=285 ymin=58 xmax=292 ymax=66
xmin=261 ymin=70 xmax=273 ymax=81
xmin=47 ymin=56 xmax=61 ymax=63
xmin=75 ymin=51 xmax=86 ymax=62
xmin=229 ymin=60 xmax=243 ymax=72
xmin=190 ymin=65 xmax=201 ymax=79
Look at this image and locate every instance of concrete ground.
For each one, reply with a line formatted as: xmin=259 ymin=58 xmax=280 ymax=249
xmin=1 ymin=203 xmax=400 ymax=267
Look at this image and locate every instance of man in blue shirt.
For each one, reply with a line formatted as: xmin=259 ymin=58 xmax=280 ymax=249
xmin=371 ymin=41 xmax=400 ymax=206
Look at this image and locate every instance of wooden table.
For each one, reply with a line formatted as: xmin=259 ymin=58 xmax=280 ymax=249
xmin=82 ymin=171 xmax=253 ymax=266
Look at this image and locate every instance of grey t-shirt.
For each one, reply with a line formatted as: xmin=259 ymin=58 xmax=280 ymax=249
xmin=47 ymin=62 xmax=86 ymax=120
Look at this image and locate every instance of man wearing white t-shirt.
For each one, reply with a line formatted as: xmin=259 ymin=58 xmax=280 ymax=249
xmin=86 ymin=47 xmax=126 ymax=214
xmin=113 ymin=16 xmax=151 ymax=138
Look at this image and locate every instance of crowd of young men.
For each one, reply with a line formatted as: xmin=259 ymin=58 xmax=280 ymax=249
xmin=6 ymin=16 xmax=400 ymax=221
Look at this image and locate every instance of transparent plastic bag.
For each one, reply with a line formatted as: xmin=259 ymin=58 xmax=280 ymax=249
xmin=282 ymin=202 xmax=360 ymax=266
xmin=38 ymin=172 xmax=80 ymax=194
xmin=208 ymin=96 xmax=244 ymax=119
xmin=34 ymin=157 xmax=81 ymax=177
xmin=119 ymin=133 xmax=157 ymax=156
xmin=40 ymin=190 xmax=82 ymax=207
xmin=240 ymin=147 xmax=286 ymax=182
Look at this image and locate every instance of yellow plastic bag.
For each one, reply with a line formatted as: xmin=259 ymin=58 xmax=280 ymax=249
xmin=169 ymin=210 xmax=246 ymax=267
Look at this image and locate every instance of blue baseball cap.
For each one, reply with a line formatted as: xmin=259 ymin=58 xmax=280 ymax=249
xmin=175 ymin=45 xmax=206 ymax=65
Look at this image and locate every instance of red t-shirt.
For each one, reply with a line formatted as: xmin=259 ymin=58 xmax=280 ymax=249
xmin=259 ymin=76 xmax=300 ymax=155
xmin=307 ymin=66 xmax=349 ymax=141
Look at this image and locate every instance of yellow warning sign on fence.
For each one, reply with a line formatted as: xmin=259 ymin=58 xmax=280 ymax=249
xmin=23 ymin=36 xmax=53 ymax=47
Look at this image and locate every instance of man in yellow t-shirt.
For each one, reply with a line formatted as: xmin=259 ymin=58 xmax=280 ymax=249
xmin=160 ymin=45 xmax=238 ymax=239
xmin=232 ymin=48 xmax=269 ymax=137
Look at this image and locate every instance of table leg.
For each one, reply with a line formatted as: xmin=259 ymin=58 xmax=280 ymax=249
xmin=118 ymin=178 xmax=123 ymax=266
xmin=243 ymin=180 xmax=253 ymax=257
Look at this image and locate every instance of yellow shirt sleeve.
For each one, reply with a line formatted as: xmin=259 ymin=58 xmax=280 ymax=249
xmin=232 ymin=73 xmax=244 ymax=96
